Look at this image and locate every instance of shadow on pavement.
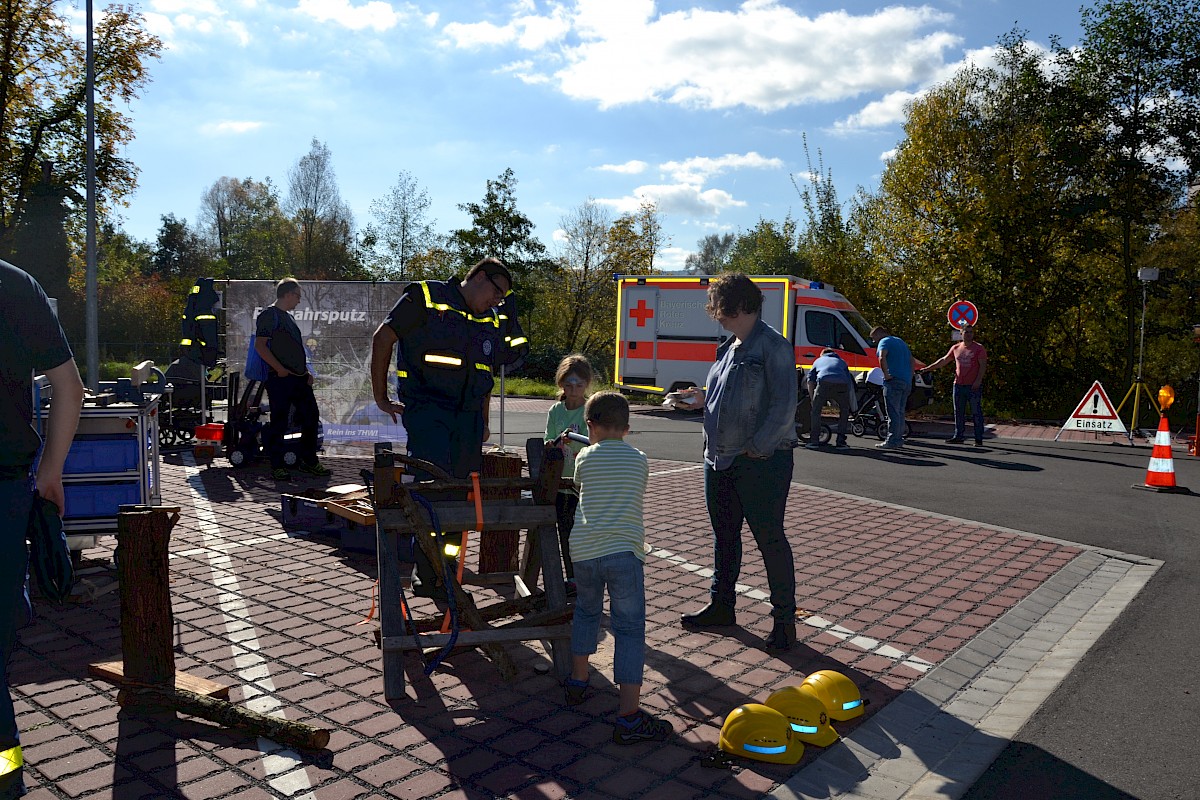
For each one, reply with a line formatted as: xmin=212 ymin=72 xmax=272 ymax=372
xmin=963 ymin=741 xmax=1138 ymax=800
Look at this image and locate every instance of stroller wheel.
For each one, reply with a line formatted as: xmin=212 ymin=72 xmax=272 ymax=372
xmin=851 ymin=420 xmax=866 ymax=438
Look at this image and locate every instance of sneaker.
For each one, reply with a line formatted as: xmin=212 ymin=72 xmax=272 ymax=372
xmin=564 ymin=677 xmax=589 ymax=706
xmin=835 ymin=442 xmax=851 ymax=450
xmin=875 ymin=441 xmax=901 ymax=450
xmin=613 ymin=709 xmax=673 ymax=745
xmin=805 ymin=442 xmax=822 ymax=450
xmin=973 ymin=440 xmax=985 ymax=447
xmin=681 ymin=602 xmax=736 ymax=628
xmin=297 ymin=460 xmax=331 ymax=477
xmin=945 ymin=437 xmax=965 ymax=444
xmin=271 ymin=467 xmax=291 ymax=480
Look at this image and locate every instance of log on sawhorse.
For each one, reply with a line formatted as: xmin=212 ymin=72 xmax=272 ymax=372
xmin=372 ymin=445 xmax=571 ymax=701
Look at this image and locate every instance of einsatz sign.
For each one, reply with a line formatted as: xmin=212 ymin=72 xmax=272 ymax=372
xmin=1057 ymin=381 xmax=1128 ymax=439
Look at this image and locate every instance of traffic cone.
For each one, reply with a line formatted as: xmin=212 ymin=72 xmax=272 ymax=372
xmin=1132 ymin=416 xmax=1188 ymax=493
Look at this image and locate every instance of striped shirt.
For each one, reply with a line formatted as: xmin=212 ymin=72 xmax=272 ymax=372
xmin=570 ymin=438 xmax=649 ymax=563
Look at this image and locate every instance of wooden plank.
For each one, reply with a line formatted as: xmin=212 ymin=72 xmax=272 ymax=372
xmin=376 ymin=503 xmax=555 ymax=532
xmin=321 ymin=499 xmax=375 ymax=526
xmin=374 ymin=443 xmax=408 ymax=700
xmin=383 ymin=624 xmax=573 ymax=651
xmin=88 ymin=661 xmax=231 ymax=700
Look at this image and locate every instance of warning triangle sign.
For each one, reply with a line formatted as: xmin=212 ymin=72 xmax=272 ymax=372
xmin=1060 ymin=381 xmax=1127 ymax=434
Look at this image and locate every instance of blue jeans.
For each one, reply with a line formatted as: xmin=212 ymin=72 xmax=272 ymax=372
xmin=953 ymin=385 xmax=984 ymax=442
xmin=882 ymin=378 xmax=911 ymax=446
xmin=704 ymin=448 xmax=796 ymax=621
xmin=0 ymin=475 xmax=34 ymax=797
xmin=571 ymin=551 xmax=646 ymax=686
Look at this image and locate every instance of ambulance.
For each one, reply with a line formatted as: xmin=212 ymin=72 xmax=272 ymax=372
xmin=613 ymin=273 xmax=931 ymax=404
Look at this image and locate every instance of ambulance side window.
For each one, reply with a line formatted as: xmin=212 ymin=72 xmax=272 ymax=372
xmin=805 ymin=310 xmax=866 ymax=356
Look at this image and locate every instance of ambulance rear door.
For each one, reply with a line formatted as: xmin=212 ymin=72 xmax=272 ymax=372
xmin=620 ymin=284 xmax=659 ymax=389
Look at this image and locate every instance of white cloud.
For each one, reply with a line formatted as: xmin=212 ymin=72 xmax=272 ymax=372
xmin=200 ymin=120 xmax=266 ymax=135
xmin=830 ymin=43 xmax=1051 ymax=132
xmin=296 ymin=0 xmax=404 ymax=32
xmin=443 ymin=5 xmax=571 ymax=49
xmin=598 ymin=183 xmax=744 ymax=218
xmin=595 ymin=160 xmax=648 ymax=175
xmin=659 ymin=152 xmax=782 ymax=184
xmin=444 ymin=1 xmax=961 ymax=112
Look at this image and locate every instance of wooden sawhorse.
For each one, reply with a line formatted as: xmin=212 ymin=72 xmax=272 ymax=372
xmin=372 ymin=444 xmax=570 ymax=700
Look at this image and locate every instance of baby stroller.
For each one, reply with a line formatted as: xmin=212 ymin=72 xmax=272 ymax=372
xmin=849 ymin=370 xmax=912 ymax=440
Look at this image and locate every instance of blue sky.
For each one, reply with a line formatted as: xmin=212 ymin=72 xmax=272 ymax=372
xmin=100 ymin=0 xmax=1088 ymax=271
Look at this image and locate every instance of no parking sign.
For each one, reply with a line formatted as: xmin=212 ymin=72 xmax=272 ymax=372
xmin=947 ymin=300 xmax=979 ymax=329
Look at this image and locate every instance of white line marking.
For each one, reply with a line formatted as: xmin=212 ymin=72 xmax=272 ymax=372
xmin=182 ymin=455 xmax=317 ymax=800
xmin=648 ymin=545 xmax=932 ymax=672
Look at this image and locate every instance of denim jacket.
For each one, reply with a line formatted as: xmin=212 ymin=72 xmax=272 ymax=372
xmin=703 ymin=318 xmax=798 ymax=468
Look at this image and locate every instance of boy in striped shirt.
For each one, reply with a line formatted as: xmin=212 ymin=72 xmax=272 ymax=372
xmin=564 ymin=392 xmax=672 ymax=745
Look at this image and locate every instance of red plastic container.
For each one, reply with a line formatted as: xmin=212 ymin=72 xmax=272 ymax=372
xmin=194 ymin=423 xmax=224 ymax=443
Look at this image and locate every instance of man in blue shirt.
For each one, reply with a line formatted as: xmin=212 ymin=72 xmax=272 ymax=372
xmin=806 ymin=348 xmax=856 ymax=449
xmin=869 ymin=326 xmax=914 ymax=450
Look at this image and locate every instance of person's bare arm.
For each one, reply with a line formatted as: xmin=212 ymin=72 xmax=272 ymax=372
xmin=36 ymin=359 xmax=84 ymax=514
xmin=371 ymin=323 xmax=404 ymax=423
xmin=921 ymin=353 xmax=953 ymax=372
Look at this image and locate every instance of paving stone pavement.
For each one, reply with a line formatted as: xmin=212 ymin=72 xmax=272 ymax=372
xmin=8 ymin=440 xmax=1158 ymax=800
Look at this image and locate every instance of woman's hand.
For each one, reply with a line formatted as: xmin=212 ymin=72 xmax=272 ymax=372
xmin=679 ymin=387 xmax=705 ymax=407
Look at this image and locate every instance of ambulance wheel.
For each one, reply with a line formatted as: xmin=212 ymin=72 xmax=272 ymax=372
xmin=850 ymin=420 xmax=866 ymax=438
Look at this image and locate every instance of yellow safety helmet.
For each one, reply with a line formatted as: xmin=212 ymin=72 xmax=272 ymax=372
xmin=718 ymin=703 xmax=804 ymax=765
xmin=764 ymin=686 xmax=839 ymax=747
xmin=800 ymin=670 xmax=866 ymax=721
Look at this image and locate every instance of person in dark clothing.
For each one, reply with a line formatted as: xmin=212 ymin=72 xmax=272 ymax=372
xmin=0 ymin=260 xmax=84 ymax=799
xmin=254 ymin=278 xmax=329 ymax=480
xmin=369 ymin=258 xmax=528 ymax=598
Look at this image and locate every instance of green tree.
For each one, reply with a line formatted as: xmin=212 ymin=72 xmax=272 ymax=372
xmin=1060 ymin=0 xmax=1200 ymax=380
xmin=285 ymin=137 xmax=360 ymax=279
xmin=605 ymin=200 xmax=666 ymax=274
xmin=199 ymin=177 xmax=292 ymax=279
xmin=450 ymin=168 xmax=549 ymax=334
xmin=725 ymin=217 xmax=806 ymax=277
xmin=450 ymin=168 xmax=547 ymax=276
xmin=152 ymin=213 xmax=211 ymax=280
xmin=368 ymin=169 xmax=439 ymax=279
xmin=683 ymin=233 xmax=735 ymax=275
xmin=0 ymin=1 xmax=162 ymax=252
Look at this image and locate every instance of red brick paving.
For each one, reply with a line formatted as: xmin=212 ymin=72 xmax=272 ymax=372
xmin=7 ymin=441 xmax=1083 ymax=799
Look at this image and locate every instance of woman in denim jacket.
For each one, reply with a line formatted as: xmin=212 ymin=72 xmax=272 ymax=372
xmin=677 ymin=273 xmax=799 ymax=651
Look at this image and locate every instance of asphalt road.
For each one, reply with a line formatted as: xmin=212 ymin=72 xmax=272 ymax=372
xmin=494 ymin=405 xmax=1199 ymax=800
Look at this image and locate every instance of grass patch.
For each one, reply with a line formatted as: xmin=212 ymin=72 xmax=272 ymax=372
xmin=496 ymin=376 xmax=661 ymax=405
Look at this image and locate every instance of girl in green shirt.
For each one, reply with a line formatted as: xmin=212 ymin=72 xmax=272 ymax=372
xmin=543 ymin=354 xmax=594 ymax=589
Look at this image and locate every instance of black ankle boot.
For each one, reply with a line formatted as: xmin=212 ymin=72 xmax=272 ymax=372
xmin=765 ymin=620 xmax=796 ymax=651
xmin=681 ymin=601 xmax=736 ymax=627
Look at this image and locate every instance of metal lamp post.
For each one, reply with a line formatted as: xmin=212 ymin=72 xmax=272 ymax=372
xmin=85 ymin=0 xmax=98 ymax=391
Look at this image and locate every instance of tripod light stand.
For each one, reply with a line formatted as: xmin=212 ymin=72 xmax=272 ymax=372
xmin=1116 ymin=268 xmax=1162 ymax=443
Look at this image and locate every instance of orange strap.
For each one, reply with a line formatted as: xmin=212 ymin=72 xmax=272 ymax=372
xmin=355 ymin=579 xmax=380 ymax=625
xmin=439 ymin=472 xmax=484 ymax=634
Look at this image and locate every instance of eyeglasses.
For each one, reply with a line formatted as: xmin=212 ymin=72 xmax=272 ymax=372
xmin=486 ymin=274 xmax=512 ymax=304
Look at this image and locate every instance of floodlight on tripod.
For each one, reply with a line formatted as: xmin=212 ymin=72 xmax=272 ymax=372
xmin=1115 ymin=267 xmax=1162 ymax=442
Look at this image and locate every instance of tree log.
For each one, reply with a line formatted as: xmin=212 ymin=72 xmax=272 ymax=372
xmin=116 ymin=507 xmax=178 ymax=687
xmin=117 ymin=685 xmax=330 ymax=751
xmin=479 ymin=451 xmax=523 ymax=573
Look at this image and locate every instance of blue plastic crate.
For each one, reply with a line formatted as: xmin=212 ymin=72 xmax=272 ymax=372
xmin=64 ymin=480 xmax=142 ymax=519
xmin=64 ymin=435 xmax=139 ymax=474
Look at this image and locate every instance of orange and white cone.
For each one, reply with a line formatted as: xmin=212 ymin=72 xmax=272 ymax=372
xmin=1133 ymin=416 xmax=1188 ymax=493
